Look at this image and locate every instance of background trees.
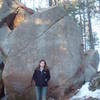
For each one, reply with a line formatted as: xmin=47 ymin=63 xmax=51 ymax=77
xmin=62 ymin=0 xmax=99 ymax=51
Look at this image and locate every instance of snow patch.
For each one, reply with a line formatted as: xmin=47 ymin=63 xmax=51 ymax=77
xmin=70 ymin=82 xmax=100 ymax=100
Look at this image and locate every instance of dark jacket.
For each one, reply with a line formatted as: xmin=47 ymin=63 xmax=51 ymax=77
xmin=32 ymin=68 xmax=50 ymax=87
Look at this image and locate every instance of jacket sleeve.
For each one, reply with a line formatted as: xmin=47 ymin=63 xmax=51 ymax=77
xmin=46 ymin=69 xmax=50 ymax=81
xmin=32 ymin=69 xmax=37 ymax=81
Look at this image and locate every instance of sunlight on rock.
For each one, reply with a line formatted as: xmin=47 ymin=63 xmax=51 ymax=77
xmin=34 ymin=18 xmax=50 ymax=25
xmin=60 ymin=45 xmax=67 ymax=52
xmin=59 ymin=39 xmax=67 ymax=53
xmin=14 ymin=13 xmax=24 ymax=28
xmin=0 ymin=0 xmax=3 ymax=8
xmin=34 ymin=18 xmax=42 ymax=25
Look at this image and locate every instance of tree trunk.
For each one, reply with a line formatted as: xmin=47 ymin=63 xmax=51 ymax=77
xmin=99 ymin=0 xmax=100 ymax=11
xmin=86 ymin=0 xmax=94 ymax=49
xmin=83 ymin=0 xmax=87 ymax=51
xmin=83 ymin=8 xmax=87 ymax=51
xmin=49 ymin=0 xmax=52 ymax=6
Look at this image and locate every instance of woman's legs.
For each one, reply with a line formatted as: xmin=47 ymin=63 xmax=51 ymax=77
xmin=35 ymin=86 xmax=41 ymax=100
xmin=41 ymin=86 xmax=48 ymax=100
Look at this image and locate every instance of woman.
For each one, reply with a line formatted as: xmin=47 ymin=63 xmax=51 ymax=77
xmin=31 ymin=59 xmax=50 ymax=100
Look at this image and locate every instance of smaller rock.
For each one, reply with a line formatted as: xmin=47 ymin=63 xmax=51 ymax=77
xmin=85 ymin=97 xmax=98 ymax=100
xmin=84 ymin=50 xmax=99 ymax=82
xmin=89 ymin=72 xmax=100 ymax=91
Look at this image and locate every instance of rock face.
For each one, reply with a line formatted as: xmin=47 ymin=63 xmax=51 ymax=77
xmin=89 ymin=72 xmax=100 ymax=91
xmin=3 ymin=6 xmax=84 ymax=100
xmin=0 ymin=26 xmax=11 ymax=55
xmin=0 ymin=0 xmax=20 ymax=20
xmin=0 ymin=0 xmax=33 ymax=30
xmin=84 ymin=50 xmax=99 ymax=82
xmin=0 ymin=0 xmax=33 ymax=54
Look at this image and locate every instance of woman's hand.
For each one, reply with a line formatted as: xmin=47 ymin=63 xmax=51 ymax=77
xmin=31 ymin=80 xmax=35 ymax=86
xmin=33 ymin=80 xmax=36 ymax=86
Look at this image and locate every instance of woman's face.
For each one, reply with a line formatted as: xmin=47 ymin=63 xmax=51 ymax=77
xmin=40 ymin=61 xmax=45 ymax=68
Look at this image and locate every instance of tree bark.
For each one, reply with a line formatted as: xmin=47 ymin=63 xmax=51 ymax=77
xmin=99 ymin=0 xmax=100 ymax=11
xmin=82 ymin=0 xmax=87 ymax=51
xmin=86 ymin=0 xmax=94 ymax=49
xmin=83 ymin=7 xmax=86 ymax=51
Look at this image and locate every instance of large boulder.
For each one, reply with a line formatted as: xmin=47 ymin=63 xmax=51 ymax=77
xmin=3 ymin=6 xmax=84 ymax=100
xmin=84 ymin=50 xmax=99 ymax=82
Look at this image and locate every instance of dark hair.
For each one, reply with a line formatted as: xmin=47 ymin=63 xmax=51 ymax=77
xmin=36 ymin=59 xmax=48 ymax=71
